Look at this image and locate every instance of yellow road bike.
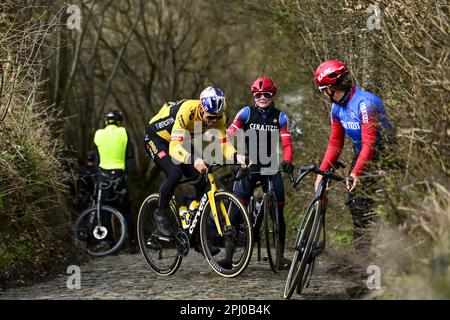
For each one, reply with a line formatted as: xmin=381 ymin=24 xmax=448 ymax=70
xmin=137 ymin=164 xmax=253 ymax=278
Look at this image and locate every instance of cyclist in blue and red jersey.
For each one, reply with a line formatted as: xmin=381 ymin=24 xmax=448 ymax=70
xmin=227 ymin=77 xmax=295 ymax=270
xmin=314 ymin=60 xmax=393 ymax=256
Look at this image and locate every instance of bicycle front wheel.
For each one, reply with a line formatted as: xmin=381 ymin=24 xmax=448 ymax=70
xmin=283 ymin=200 xmax=320 ymax=299
xmin=137 ymin=194 xmax=182 ymax=276
xmin=200 ymin=191 xmax=253 ymax=278
xmin=264 ymin=191 xmax=281 ymax=273
xmin=74 ymin=205 xmax=126 ymax=257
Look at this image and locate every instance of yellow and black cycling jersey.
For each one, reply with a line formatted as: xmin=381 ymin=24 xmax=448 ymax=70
xmin=148 ymin=99 xmax=236 ymax=164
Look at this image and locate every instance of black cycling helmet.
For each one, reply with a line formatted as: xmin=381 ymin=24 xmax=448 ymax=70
xmin=105 ymin=110 xmax=123 ymax=125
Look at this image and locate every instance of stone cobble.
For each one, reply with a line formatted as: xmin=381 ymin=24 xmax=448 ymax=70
xmin=0 ymin=249 xmax=358 ymax=300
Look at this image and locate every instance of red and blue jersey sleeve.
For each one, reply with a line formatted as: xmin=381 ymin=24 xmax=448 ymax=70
xmin=319 ymin=110 xmax=345 ymax=171
xmin=227 ymin=106 xmax=250 ymax=136
xmin=279 ymin=111 xmax=293 ymax=162
xmin=351 ymin=100 xmax=378 ymax=176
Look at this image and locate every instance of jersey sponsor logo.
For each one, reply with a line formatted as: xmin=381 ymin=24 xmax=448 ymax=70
xmin=249 ymin=123 xmax=279 ymax=131
xmin=148 ymin=140 xmax=158 ymax=154
xmin=360 ymin=103 xmax=369 ymax=124
xmin=172 ymin=129 xmax=185 ymax=135
xmin=155 ymin=117 xmax=174 ymax=129
xmin=342 ymin=121 xmax=361 ymax=130
xmin=170 ymin=136 xmax=184 ymax=142
xmin=189 ymin=108 xmax=195 ymax=120
xmin=178 ymin=115 xmax=186 ymax=128
xmin=157 ymin=151 xmax=167 ymax=159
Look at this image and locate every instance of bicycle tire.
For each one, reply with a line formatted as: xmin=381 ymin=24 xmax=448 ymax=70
xmin=296 ymin=210 xmax=322 ymax=294
xmin=264 ymin=191 xmax=281 ymax=273
xmin=200 ymin=191 xmax=253 ymax=278
xmin=137 ymin=194 xmax=182 ymax=276
xmin=74 ymin=205 xmax=126 ymax=257
xmin=283 ymin=200 xmax=320 ymax=299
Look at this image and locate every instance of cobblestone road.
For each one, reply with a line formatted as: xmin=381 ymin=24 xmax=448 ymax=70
xmin=0 ymin=249 xmax=361 ymax=300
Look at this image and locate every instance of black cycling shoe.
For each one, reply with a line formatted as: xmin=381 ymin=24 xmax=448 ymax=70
xmin=215 ymin=239 xmax=234 ymax=269
xmin=153 ymin=209 xmax=172 ymax=237
xmin=216 ymin=257 xmax=232 ymax=269
xmin=194 ymin=242 xmax=221 ymax=256
xmin=279 ymin=257 xmax=292 ymax=270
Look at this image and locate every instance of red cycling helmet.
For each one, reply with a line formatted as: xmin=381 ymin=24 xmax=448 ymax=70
xmin=251 ymin=77 xmax=277 ymax=94
xmin=315 ymin=60 xmax=349 ymax=90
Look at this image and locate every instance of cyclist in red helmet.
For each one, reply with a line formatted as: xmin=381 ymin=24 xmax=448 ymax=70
xmin=226 ymin=77 xmax=295 ymax=270
xmin=314 ymin=60 xmax=393 ymax=259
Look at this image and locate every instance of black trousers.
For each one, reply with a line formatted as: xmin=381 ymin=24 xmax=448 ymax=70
xmin=144 ymin=130 xmax=207 ymax=210
xmin=232 ymin=166 xmax=287 ymax=251
xmin=347 ymin=149 xmax=383 ymax=256
xmin=97 ymin=169 xmax=135 ymax=243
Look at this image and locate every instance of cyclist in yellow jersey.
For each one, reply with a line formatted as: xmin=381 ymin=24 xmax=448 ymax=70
xmin=94 ymin=110 xmax=137 ymax=253
xmin=144 ymin=86 xmax=248 ymax=238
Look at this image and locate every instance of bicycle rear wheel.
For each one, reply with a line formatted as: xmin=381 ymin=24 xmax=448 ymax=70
xmin=264 ymin=191 xmax=281 ymax=273
xmin=200 ymin=191 xmax=253 ymax=278
xmin=74 ymin=205 xmax=126 ymax=257
xmin=137 ymin=194 xmax=182 ymax=276
xmin=283 ymin=200 xmax=320 ymax=299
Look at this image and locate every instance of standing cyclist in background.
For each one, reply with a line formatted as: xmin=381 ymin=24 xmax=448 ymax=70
xmin=94 ymin=110 xmax=137 ymax=254
xmin=144 ymin=86 xmax=248 ymax=243
xmin=314 ymin=60 xmax=393 ymax=260
xmin=227 ymin=77 xmax=295 ymax=270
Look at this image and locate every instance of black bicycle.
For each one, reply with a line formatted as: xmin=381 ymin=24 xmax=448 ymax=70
xmin=74 ymin=173 xmax=127 ymax=257
xmin=233 ymin=169 xmax=294 ymax=273
xmin=137 ymin=164 xmax=253 ymax=278
xmin=283 ymin=161 xmax=345 ymax=299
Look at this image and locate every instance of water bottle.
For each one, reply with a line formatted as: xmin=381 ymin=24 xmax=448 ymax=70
xmin=189 ymin=200 xmax=199 ymax=213
xmin=178 ymin=206 xmax=189 ymax=229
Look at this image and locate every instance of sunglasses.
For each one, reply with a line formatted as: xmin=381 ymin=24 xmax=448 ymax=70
xmin=253 ymin=92 xmax=274 ymax=99
xmin=205 ymin=114 xmax=223 ymax=121
xmin=317 ymin=85 xmax=331 ymax=93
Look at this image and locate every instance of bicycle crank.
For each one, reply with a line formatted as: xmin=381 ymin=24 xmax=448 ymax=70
xmin=174 ymin=230 xmax=189 ymax=257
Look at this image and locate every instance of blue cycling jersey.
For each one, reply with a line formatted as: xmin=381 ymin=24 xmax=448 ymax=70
xmin=331 ymin=86 xmax=392 ymax=153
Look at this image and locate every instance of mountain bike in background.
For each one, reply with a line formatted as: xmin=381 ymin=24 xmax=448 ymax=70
xmin=74 ymin=174 xmax=127 ymax=257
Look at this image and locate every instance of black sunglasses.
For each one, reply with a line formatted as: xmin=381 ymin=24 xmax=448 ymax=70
xmin=253 ymin=92 xmax=274 ymax=99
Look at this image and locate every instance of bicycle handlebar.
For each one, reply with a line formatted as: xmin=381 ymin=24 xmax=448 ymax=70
xmin=292 ymin=163 xmax=345 ymax=188
xmin=231 ymin=168 xmax=295 ymax=194
xmin=178 ymin=163 xmax=240 ymax=186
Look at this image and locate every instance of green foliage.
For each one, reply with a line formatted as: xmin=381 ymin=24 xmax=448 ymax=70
xmin=0 ymin=92 xmax=84 ymax=288
xmin=0 ymin=249 xmax=14 ymax=268
xmin=244 ymin=0 xmax=450 ymax=298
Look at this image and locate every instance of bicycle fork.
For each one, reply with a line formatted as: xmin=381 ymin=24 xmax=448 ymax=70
xmin=207 ymin=173 xmax=233 ymax=236
xmin=91 ymin=188 xmax=108 ymax=240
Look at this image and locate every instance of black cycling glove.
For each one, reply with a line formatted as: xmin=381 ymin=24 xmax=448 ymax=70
xmin=282 ymin=161 xmax=294 ymax=174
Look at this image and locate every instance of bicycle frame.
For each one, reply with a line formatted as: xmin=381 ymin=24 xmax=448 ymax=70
xmin=93 ymin=178 xmax=121 ymax=229
xmin=180 ymin=168 xmax=234 ymax=239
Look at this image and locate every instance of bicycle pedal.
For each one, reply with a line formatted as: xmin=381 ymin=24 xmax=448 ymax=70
xmin=155 ymin=235 xmax=172 ymax=242
xmin=146 ymin=239 xmax=161 ymax=250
